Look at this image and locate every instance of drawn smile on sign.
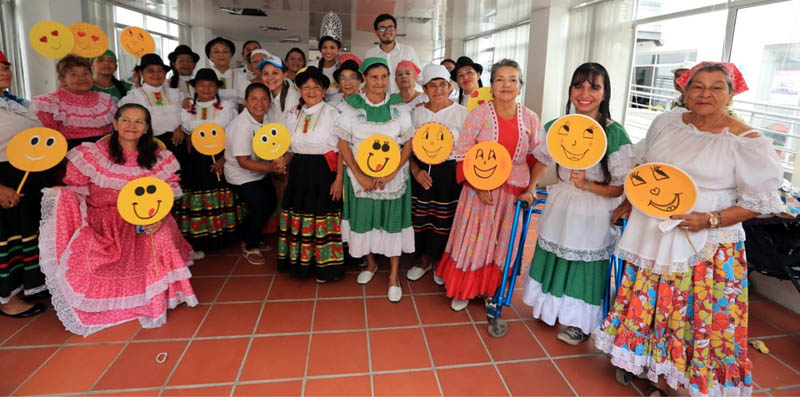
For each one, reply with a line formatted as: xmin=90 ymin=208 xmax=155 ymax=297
xmin=356 ymin=134 xmax=401 ymax=178
xmin=625 ymin=163 xmax=697 ymax=219
xmin=131 ymin=184 xmax=162 ymax=220
xmin=546 ymin=114 xmax=607 ymax=170
xmin=411 ymin=122 xmax=454 ymax=165
xmin=473 ymin=148 xmax=498 ymax=178
xmin=367 ymin=141 xmax=391 ymax=173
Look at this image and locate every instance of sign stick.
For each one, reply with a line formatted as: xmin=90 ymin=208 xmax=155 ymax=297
xmin=149 ymin=233 xmax=160 ymax=277
xmin=211 ymin=154 xmax=220 ymax=182
xmin=15 ymin=171 xmax=29 ymax=194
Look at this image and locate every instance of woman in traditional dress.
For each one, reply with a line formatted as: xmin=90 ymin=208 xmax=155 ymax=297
xmin=32 ymin=54 xmax=116 ymax=149
xmin=522 ymin=63 xmax=632 ymax=345
xmin=205 ymin=37 xmax=250 ymax=105
xmin=224 ymin=83 xmax=286 ymax=265
xmin=451 ymin=56 xmax=484 ymax=108
xmin=328 ymin=56 xmax=362 ymax=108
xmin=405 ymin=64 xmax=466 ymax=285
xmin=0 ymin=50 xmax=48 ymax=318
xmin=38 ymin=104 xmax=196 ymax=336
xmin=336 ymin=57 xmax=415 ymax=302
xmin=259 ymin=55 xmax=301 ymax=123
xmin=278 ymin=66 xmax=345 ymax=282
xmin=594 ymin=62 xmax=784 ymax=396
xmin=167 ymin=44 xmax=199 ymax=100
xmin=176 ymin=68 xmax=240 ymax=259
xmin=118 ymin=53 xmax=185 ymax=156
xmin=436 ymin=59 xmax=543 ymax=311
xmin=396 ymin=60 xmax=425 ymax=108
xmin=285 ymin=48 xmax=307 ymax=82
xmin=91 ymin=50 xmax=132 ymax=102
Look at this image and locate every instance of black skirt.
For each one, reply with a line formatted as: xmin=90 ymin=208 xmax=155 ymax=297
xmin=277 ymin=154 xmax=344 ymax=281
xmin=410 ymin=157 xmax=461 ymax=260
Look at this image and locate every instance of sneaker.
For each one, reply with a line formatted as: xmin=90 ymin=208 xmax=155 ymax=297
xmin=241 ymin=242 xmax=272 ymax=253
xmin=557 ymin=326 xmax=588 ymax=346
xmin=193 ymin=250 xmax=206 ymax=260
xmin=388 ymin=285 xmax=402 ymax=302
xmin=242 ymin=248 xmax=266 ymax=265
xmin=450 ymin=298 xmax=469 ymax=311
xmin=406 ymin=265 xmax=432 ymax=281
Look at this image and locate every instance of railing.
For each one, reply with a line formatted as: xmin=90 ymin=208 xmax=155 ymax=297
xmin=625 ymin=83 xmax=800 ymax=180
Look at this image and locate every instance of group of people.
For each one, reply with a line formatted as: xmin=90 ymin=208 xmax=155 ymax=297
xmin=0 ymin=10 xmax=786 ymax=397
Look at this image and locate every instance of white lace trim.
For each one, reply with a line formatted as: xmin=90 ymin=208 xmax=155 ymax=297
xmin=616 ymin=232 xmax=744 ymax=275
xmin=0 ymin=283 xmax=47 ymax=304
xmin=737 ymin=191 xmax=785 ymax=215
xmin=607 ymin=143 xmax=634 ymax=186
xmin=522 ymin=277 xmax=603 ymax=335
xmin=340 ymin=220 xmax=415 ymax=258
xmin=537 ymin=236 xmax=613 ymax=262
xmin=592 ymin=329 xmax=753 ymax=397
xmin=30 ymin=92 xmax=115 ymax=128
xmin=68 ymin=143 xmax=182 ymax=196
xmin=346 ymin=166 xmax=410 ymax=200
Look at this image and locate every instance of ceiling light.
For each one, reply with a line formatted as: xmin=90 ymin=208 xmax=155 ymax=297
xmin=260 ymin=26 xmax=287 ymax=31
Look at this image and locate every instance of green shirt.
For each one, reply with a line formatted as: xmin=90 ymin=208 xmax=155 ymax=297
xmin=92 ymin=80 xmax=133 ymax=101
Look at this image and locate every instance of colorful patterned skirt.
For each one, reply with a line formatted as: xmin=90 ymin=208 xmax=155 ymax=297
xmin=411 ymin=158 xmax=461 ymax=260
xmin=592 ymin=242 xmax=752 ymax=397
xmin=173 ymin=149 xmax=244 ymax=252
xmin=278 ymin=154 xmax=345 ymax=280
xmin=436 ymin=185 xmax=523 ymax=300
xmin=0 ymin=163 xmax=51 ymax=303
xmin=340 ymin=172 xmax=414 ymax=258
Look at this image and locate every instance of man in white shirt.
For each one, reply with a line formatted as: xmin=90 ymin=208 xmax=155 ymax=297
xmin=364 ymin=13 xmax=419 ymax=94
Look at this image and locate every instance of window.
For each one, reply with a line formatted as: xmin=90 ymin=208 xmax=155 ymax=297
xmin=0 ymin=0 xmax=26 ymax=97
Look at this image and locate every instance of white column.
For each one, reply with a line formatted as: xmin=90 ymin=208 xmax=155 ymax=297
xmin=524 ymin=5 xmax=569 ymax=118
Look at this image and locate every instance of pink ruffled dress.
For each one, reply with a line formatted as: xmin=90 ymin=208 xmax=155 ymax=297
xmin=31 ymin=88 xmax=116 ymax=141
xmin=39 ymin=141 xmax=196 ymax=337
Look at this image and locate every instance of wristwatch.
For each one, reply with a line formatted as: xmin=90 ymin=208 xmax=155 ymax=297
xmin=708 ymin=212 xmax=720 ymax=228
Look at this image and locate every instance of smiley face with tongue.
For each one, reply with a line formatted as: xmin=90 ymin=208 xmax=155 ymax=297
xmin=117 ymin=177 xmax=175 ymax=226
xmin=356 ymin=134 xmax=401 ymax=178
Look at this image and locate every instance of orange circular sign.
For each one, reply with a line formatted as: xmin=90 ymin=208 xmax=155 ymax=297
xmin=624 ymin=162 xmax=698 ymax=219
xmin=463 ymin=141 xmax=512 ymax=191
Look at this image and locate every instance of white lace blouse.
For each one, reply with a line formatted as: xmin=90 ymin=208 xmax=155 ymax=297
xmin=613 ymin=110 xmax=785 ymax=274
xmin=283 ymin=101 xmax=340 ymax=155
xmin=118 ymin=83 xmax=182 ymax=135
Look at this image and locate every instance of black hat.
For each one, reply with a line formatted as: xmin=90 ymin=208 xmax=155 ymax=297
xmin=136 ymin=53 xmax=171 ymax=73
xmin=189 ymin=68 xmax=224 ymax=87
xmin=333 ymin=59 xmax=361 ymax=83
xmin=450 ymin=56 xmax=483 ymax=81
xmin=295 ymin=66 xmax=330 ymax=90
xmin=168 ymin=44 xmax=199 ymax=64
xmin=318 ymin=35 xmax=342 ymax=51
xmin=204 ymin=37 xmax=235 ymax=58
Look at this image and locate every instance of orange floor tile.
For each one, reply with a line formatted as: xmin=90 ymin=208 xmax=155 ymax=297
xmin=3 ymin=232 xmax=800 ymax=397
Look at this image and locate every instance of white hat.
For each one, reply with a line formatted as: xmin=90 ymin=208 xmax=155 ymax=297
xmin=671 ymin=61 xmax=695 ymax=74
xmin=249 ymin=49 xmax=271 ymax=60
xmin=421 ymin=64 xmax=451 ymax=86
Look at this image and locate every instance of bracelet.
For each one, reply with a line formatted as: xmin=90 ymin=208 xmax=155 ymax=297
xmin=716 ymin=211 xmax=723 ymax=227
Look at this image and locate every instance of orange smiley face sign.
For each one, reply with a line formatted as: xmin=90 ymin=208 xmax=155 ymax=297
xmin=356 ymin=135 xmax=402 ymax=178
xmin=546 ymin=114 xmax=607 ymax=170
xmin=411 ymin=123 xmax=454 ymax=165
xmin=624 ymin=163 xmax=697 ymax=219
xmin=463 ymin=141 xmax=512 ymax=191
xmin=29 ymin=21 xmax=75 ymax=59
xmin=466 ymin=87 xmax=493 ymax=112
xmin=117 ymin=177 xmax=175 ymax=226
xmin=191 ymin=123 xmax=226 ymax=156
xmin=68 ymin=23 xmax=108 ymax=58
xmin=7 ymin=127 xmax=68 ymax=172
xmin=120 ymin=26 xmax=155 ymax=58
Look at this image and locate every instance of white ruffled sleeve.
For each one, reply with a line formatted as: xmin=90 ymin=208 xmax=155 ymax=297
xmin=334 ymin=106 xmax=355 ymax=143
xmin=397 ymin=105 xmax=415 ymax=145
xmin=531 ymin=127 xmax=555 ymax=166
xmin=733 ymin=135 xmax=785 ymax=214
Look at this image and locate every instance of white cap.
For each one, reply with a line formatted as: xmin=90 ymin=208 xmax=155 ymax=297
xmin=671 ymin=61 xmax=695 ymax=74
xmin=421 ymin=64 xmax=450 ymax=86
xmin=250 ymin=49 xmax=271 ymax=60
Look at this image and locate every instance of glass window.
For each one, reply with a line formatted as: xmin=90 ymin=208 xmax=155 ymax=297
xmin=169 ymin=22 xmax=180 ymax=37
xmin=145 ymin=15 xmax=168 ymax=35
xmin=636 ymin=0 xmax=724 ymax=20
xmin=114 ymin=5 xmax=143 ymax=27
xmin=464 ymin=23 xmax=530 ymax=101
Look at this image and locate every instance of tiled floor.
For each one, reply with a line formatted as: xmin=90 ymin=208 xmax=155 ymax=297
xmin=4 ymin=226 xmax=800 ymax=396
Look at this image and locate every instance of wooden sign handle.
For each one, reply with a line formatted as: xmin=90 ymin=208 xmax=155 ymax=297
xmin=15 ymin=171 xmax=29 ymax=194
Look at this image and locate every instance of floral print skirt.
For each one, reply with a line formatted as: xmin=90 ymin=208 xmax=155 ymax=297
xmin=592 ymin=242 xmax=752 ymax=397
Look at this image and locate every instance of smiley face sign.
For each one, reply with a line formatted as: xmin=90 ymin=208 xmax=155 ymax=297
xmin=29 ymin=21 xmax=75 ymax=59
xmin=412 ymin=123 xmax=454 ymax=165
xmin=624 ymin=163 xmax=697 ymax=219
xmin=7 ymin=127 xmax=67 ymax=172
xmin=467 ymin=87 xmax=494 ymax=112
xmin=356 ymin=135 xmax=402 ymax=178
xmin=119 ymin=26 xmax=155 ymax=58
xmin=546 ymin=114 xmax=607 ymax=170
xmin=252 ymin=123 xmax=291 ymax=160
xmin=463 ymin=141 xmax=512 ymax=191
xmin=191 ymin=123 xmax=226 ymax=156
xmin=117 ymin=177 xmax=175 ymax=226
xmin=68 ymin=23 xmax=108 ymax=58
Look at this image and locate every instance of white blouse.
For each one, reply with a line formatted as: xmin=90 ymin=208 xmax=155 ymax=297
xmin=266 ymin=84 xmax=301 ymax=124
xmin=411 ymin=101 xmax=466 ymax=162
xmin=176 ymin=75 xmax=194 ymax=99
xmin=212 ymin=66 xmax=249 ymax=105
xmin=180 ymin=99 xmax=238 ymax=134
xmin=0 ymin=96 xmax=41 ymax=162
xmin=283 ymin=101 xmax=340 ymax=155
xmin=223 ymin=108 xmax=267 ymax=186
xmin=335 ymin=94 xmax=414 ymax=200
xmin=613 ymin=110 xmax=785 ymax=274
xmin=118 ymin=83 xmax=182 ymax=136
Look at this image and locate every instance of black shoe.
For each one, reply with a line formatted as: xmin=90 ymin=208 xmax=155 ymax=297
xmin=0 ymin=303 xmax=46 ymax=318
xmin=23 ymin=290 xmax=51 ymax=300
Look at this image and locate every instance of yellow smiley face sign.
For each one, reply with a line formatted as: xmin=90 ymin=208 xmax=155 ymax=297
xmin=117 ymin=177 xmax=175 ymax=225
xmin=624 ymin=163 xmax=698 ymax=219
xmin=191 ymin=123 xmax=226 ymax=156
xmin=29 ymin=21 xmax=75 ymax=59
xmin=356 ymin=135 xmax=402 ymax=178
xmin=119 ymin=26 xmax=155 ymax=58
xmin=68 ymin=23 xmax=108 ymax=58
xmin=7 ymin=127 xmax=67 ymax=172
xmin=546 ymin=114 xmax=607 ymax=170
xmin=252 ymin=123 xmax=291 ymax=160
xmin=463 ymin=141 xmax=512 ymax=191
xmin=467 ymin=87 xmax=494 ymax=112
xmin=412 ymin=123 xmax=454 ymax=165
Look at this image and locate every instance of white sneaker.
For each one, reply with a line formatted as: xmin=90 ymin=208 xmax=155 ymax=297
xmin=388 ymin=285 xmax=402 ymax=302
xmin=433 ymin=272 xmax=445 ymax=286
xmin=193 ymin=250 xmax=206 ymax=260
xmin=451 ymin=298 xmax=469 ymax=311
xmin=406 ymin=265 xmax=432 ymax=281
xmin=357 ymin=268 xmax=376 ymax=285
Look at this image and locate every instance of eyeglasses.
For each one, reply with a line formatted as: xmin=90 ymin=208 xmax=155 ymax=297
xmin=377 ymin=25 xmax=396 ymax=33
xmin=339 ymin=75 xmax=361 ymax=82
